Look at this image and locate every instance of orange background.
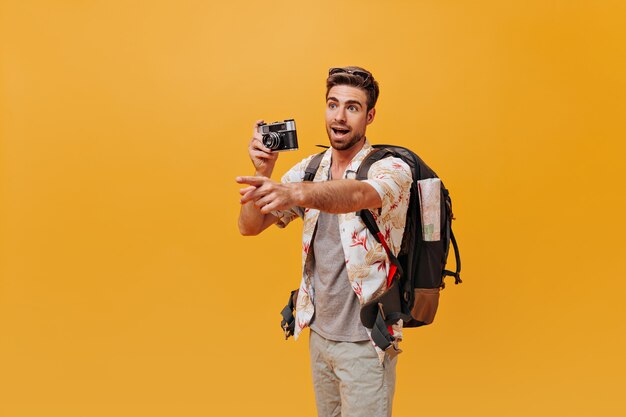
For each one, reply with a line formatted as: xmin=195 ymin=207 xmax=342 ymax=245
xmin=1 ymin=1 xmax=625 ymax=416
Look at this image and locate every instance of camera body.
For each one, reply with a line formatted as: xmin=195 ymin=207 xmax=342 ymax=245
xmin=257 ymin=119 xmax=298 ymax=152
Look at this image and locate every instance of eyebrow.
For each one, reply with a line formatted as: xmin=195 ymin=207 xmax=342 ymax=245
xmin=326 ymin=97 xmax=364 ymax=108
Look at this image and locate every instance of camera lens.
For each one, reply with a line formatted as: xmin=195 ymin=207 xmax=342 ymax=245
xmin=262 ymin=132 xmax=282 ymax=150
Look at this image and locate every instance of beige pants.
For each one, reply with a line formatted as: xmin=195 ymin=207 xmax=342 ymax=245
xmin=309 ymin=330 xmax=398 ymax=417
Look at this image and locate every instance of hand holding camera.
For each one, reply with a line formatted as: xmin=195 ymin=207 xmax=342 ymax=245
xmin=248 ymin=119 xmax=298 ymax=178
xmin=248 ymin=119 xmax=278 ymax=177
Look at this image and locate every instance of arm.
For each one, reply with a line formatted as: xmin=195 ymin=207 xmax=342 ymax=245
xmin=238 ymin=156 xmax=413 ymax=217
xmin=297 ymin=180 xmax=381 ymax=213
xmin=238 ymin=196 xmax=279 ymax=236
xmin=237 ymin=120 xmax=280 ymax=236
xmin=237 ymin=177 xmax=382 ymax=215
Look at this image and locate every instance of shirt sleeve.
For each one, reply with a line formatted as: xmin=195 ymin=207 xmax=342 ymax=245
xmin=270 ymin=156 xmax=312 ymax=228
xmin=362 ymin=156 xmax=413 ymax=221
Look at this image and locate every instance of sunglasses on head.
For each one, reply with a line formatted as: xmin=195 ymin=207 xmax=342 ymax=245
xmin=328 ymin=67 xmax=372 ymax=84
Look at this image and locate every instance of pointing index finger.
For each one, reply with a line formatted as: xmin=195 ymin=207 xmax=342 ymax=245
xmin=236 ymin=176 xmax=267 ymax=186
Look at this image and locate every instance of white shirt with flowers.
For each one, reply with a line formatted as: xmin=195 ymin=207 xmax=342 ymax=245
xmin=272 ymin=140 xmax=412 ymax=362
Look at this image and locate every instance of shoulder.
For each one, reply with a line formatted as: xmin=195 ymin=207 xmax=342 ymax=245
xmin=369 ymin=155 xmax=413 ymax=182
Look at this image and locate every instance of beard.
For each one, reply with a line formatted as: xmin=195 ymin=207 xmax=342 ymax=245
xmin=326 ymin=125 xmax=366 ymax=151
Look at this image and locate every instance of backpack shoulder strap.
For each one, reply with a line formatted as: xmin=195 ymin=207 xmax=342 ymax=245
xmin=356 ymin=147 xmax=404 ymax=278
xmin=354 ymin=146 xmax=395 ymax=239
xmin=355 ymin=147 xmax=394 ymax=180
xmin=303 ymin=152 xmax=325 ymax=182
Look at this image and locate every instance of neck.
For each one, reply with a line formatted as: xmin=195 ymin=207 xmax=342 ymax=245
xmin=331 ymin=137 xmax=366 ymax=169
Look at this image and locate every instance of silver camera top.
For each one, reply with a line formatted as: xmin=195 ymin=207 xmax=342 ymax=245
xmin=257 ymin=119 xmax=296 ymax=133
xmin=257 ymin=119 xmax=298 ymax=152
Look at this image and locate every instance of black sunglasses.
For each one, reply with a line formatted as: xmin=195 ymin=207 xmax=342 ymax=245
xmin=328 ymin=67 xmax=372 ymax=84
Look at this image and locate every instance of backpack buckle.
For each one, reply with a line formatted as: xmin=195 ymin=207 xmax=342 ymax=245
xmin=282 ymin=322 xmax=293 ymax=340
xmin=385 ymin=340 xmax=403 ymax=360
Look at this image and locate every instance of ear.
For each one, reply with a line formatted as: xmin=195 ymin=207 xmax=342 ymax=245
xmin=366 ymin=107 xmax=376 ymax=125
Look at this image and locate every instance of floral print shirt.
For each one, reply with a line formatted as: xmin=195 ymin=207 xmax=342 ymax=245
xmin=272 ymin=140 xmax=413 ymax=362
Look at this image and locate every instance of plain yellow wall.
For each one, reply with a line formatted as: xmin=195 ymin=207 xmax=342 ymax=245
xmin=1 ymin=1 xmax=625 ymax=416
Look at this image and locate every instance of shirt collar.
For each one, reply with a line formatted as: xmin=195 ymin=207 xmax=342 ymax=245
xmin=317 ymin=139 xmax=374 ymax=180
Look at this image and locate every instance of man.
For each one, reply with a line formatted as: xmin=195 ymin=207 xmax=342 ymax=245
xmin=237 ymin=67 xmax=412 ymax=417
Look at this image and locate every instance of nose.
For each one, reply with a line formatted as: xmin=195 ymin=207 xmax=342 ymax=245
xmin=334 ymin=106 xmax=347 ymax=123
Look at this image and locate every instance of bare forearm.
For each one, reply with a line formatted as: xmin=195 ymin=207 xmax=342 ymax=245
xmin=238 ymin=171 xmax=277 ymax=235
xmin=237 ymin=176 xmax=381 ymax=216
xmin=238 ymin=201 xmax=260 ymax=235
xmin=295 ymin=180 xmax=381 ymax=214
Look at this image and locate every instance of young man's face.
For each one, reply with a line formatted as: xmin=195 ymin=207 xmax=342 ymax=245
xmin=325 ymin=85 xmax=376 ymax=151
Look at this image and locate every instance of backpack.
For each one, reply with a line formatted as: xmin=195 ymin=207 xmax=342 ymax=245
xmin=280 ymin=144 xmax=461 ymax=353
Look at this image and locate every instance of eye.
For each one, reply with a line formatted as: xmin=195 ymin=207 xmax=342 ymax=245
xmin=348 ymin=105 xmax=358 ymax=112
xmin=328 ymin=102 xmax=337 ymax=109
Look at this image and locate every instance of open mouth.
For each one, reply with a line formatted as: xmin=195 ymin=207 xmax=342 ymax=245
xmin=332 ymin=127 xmax=350 ymax=137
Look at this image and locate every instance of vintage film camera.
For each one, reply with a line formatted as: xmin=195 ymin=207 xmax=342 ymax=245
xmin=257 ymin=119 xmax=298 ymax=151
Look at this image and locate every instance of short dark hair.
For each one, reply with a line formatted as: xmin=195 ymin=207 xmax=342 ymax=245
xmin=326 ymin=66 xmax=379 ymax=111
